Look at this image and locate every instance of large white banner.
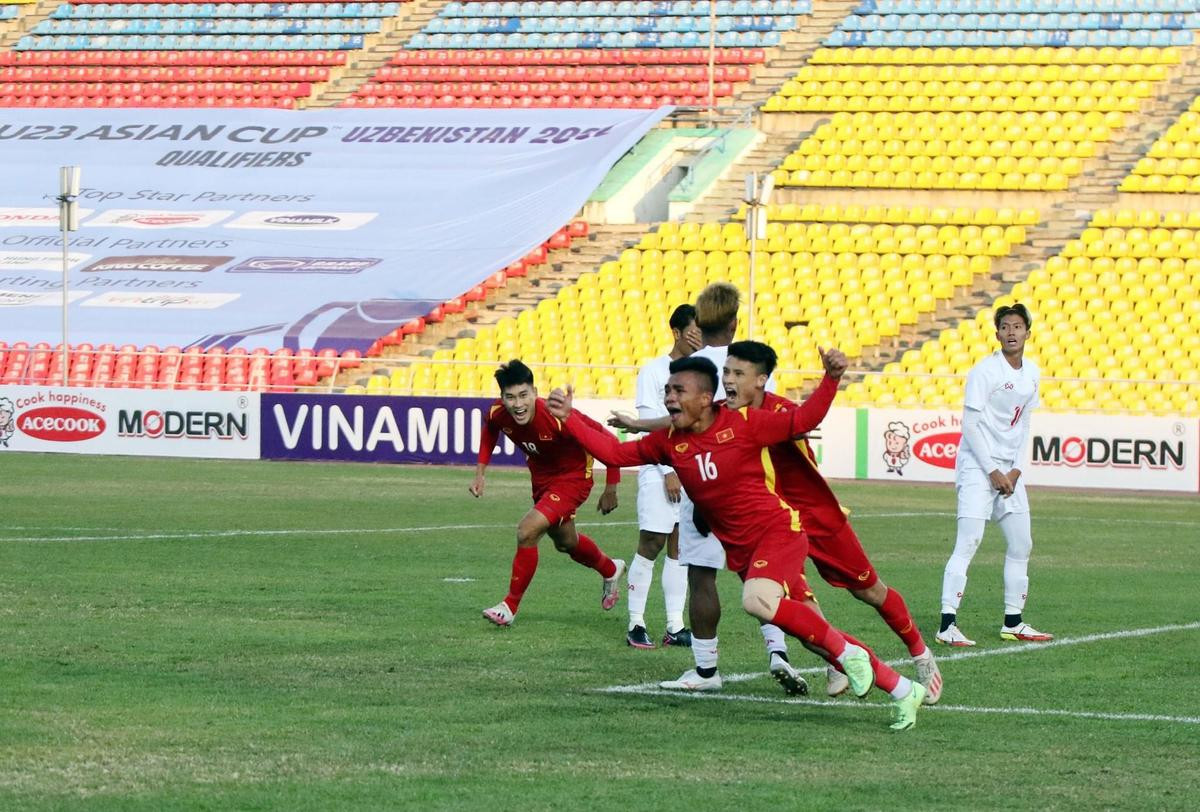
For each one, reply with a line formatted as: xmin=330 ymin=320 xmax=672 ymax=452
xmin=864 ymin=407 xmax=1199 ymax=492
xmin=0 ymin=385 xmax=260 ymax=459
xmin=0 ymin=108 xmax=669 ymax=352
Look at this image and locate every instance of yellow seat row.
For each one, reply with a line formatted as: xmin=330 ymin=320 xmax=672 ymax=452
xmin=780 ymin=63 xmax=1169 ymax=84
xmin=808 ymin=46 xmax=1181 ymax=66
xmin=742 ymin=202 xmax=1038 ymax=226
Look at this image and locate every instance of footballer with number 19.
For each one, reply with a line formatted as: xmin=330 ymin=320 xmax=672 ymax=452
xmin=471 ymin=361 xmax=625 ymax=628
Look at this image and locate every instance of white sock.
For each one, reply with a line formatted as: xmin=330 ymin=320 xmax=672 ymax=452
xmin=999 ymin=512 xmax=1032 ymax=616
xmin=692 ymin=636 xmax=719 ymax=671
xmin=836 ymin=643 xmax=865 ymax=665
xmin=890 ymin=675 xmax=914 ymax=700
xmin=661 ymin=555 xmax=687 ymax=633
xmin=626 ymin=553 xmax=654 ymax=630
xmin=760 ymin=623 xmax=787 ymax=656
xmin=942 ymin=517 xmax=986 ymax=613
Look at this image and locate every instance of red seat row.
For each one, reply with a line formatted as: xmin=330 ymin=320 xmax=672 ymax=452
xmin=345 ymin=94 xmax=705 ymax=108
xmin=0 ymin=81 xmax=314 ymax=98
xmin=390 ymin=47 xmax=766 ymax=67
xmin=0 ymin=344 xmax=364 ymax=392
xmin=0 ymin=50 xmax=348 ymax=67
xmin=355 ymin=80 xmax=734 ymax=99
xmin=375 ymin=64 xmax=751 ymax=82
xmin=0 ymin=94 xmax=299 ymax=108
xmin=0 ymin=65 xmax=332 ymax=81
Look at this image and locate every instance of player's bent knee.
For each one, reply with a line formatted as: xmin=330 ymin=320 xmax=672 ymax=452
xmin=741 ymin=578 xmax=783 ymax=621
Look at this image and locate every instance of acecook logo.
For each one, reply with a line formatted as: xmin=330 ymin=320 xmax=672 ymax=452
xmin=17 ymin=406 xmax=106 ymax=442
xmin=912 ymin=432 xmax=960 ymax=469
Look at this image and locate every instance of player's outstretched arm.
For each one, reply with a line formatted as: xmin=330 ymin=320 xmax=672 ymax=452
xmin=607 ymin=411 xmax=671 ymax=433
xmin=550 ymin=386 xmax=658 ymax=468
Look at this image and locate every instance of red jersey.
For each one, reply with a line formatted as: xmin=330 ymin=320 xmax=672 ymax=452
xmin=479 ymin=398 xmax=620 ymax=488
xmin=760 ymin=391 xmax=849 ymax=537
xmin=563 ymin=376 xmax=838 ymax=572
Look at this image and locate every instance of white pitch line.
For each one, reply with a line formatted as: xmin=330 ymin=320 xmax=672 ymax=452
xmin=0 ymin=511 xmax=968 ymax=543
xmin=602 ymin=621 xmax=1200 ymax=691
xmin=604 ymin=688 xmax=1200 ymax=726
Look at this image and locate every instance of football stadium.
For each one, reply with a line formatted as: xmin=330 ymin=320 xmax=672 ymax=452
xmin=0 ymin=0 xmax=1197 ymax=807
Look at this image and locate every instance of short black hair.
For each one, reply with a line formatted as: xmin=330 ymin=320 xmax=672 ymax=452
xmin=495 ymin=359 xmax=535 ymax=390
xmin=727 ymin=340 xmax=778 ymax=377
xmin=668 ymin=355 xmax=718 ymax=395
xmin=669 ymin=303 xmax=697 ymax=332
xmin=994 ymin=302 xmax=1032 ymax=330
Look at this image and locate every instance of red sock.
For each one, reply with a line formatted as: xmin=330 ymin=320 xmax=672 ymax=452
xmin=504 ymin=546 xmax=539 ymax=612
xmin=569 ymin=534 xmax=616 ymax=577
xmin=842 ymin=632 xmax=901 ymax=694
xmin=877 ymin=587 xmax=926 ymax=656
xmin=770 ymin=598 xmax=846 ymax=658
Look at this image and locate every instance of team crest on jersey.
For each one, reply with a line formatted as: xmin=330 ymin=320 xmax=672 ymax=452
xmin=539 ymin=433 xmax=553 ymax=441
xmin=674 ymin=442 xmax=689 ymax=453
xmin=716 ymin=428 xmax=735 ymax=443
xmin=1004 ymin=382 xmax=1015 ymax=390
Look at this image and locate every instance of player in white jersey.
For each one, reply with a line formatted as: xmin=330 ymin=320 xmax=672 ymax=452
xmin=623 ymin=304 xmax=701 ymax=649
xmin=610 ymin=283 xmax=807 ymax=695
xmin=937 ymin=303 xmax=1053 ymax=647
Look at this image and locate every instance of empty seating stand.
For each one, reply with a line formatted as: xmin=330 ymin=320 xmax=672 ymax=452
xmin=347 ymin=0 xmax=810 ymax=108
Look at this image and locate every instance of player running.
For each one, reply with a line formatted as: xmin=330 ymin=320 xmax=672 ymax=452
xmin=548 ymin=356 xmax=927 ymax=731
xmin=938 ymin=303 xmax=1052 ymax=647
xmin=624 ymin=304 xmax=701 ymax=649
xmin=471 ymin=360 xmax=625 ymax=627
xmin=722 ymin=340 xmax=943 ymax=704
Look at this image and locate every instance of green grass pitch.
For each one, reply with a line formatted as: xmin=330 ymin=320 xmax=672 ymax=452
xmin=0 ymin=453 xmax=1196 ymax=810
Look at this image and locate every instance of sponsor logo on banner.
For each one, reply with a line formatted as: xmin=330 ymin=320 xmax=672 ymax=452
xmin=0 ymin=386 xmax=260 ymax=459
xmin=227 ymin=257 xmax=381 ymax=275
xmin=81 ymin=255 xmax=234 ymax=273
xmin=118 ymin=407 xmax=249 ymax=440
xmin=0 ymin=251 xmax=91 ymax=271
xmin=1031 ymin=432 xmax=1186 ymax=470
xmin=80 ymin=291 xmax=240 ymax=309
xmin=17 ymin=406 xmax=106 ymax=442
xmin=912 ymin=432 xmax=961 ymax=469
xmin=0 ymin=207 xmax=93 ymax=227
xmin=85 ymin=209 xmax=234 ymax=229
xmin=0 ymin=290 xmax=91 ymax=307
xmin=261 ymin=393 xmax=524 ymax=464
xmin=225 ymin=211 xmax=379 ymax=231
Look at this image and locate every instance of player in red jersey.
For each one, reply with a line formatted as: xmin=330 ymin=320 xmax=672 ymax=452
xmin=471 ymin=360 xmax=625 ymax=627
xmin=547 ymin=356 xmax=927 ymax=730
xmin=723 ymin=340 xmax=943 ymax=705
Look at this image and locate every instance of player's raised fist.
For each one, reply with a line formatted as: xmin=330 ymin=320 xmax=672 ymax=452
xmin=546 ymin=385 xmax=574 ymax=421
xmin=818 ymin=346 xmax=849 ymax=379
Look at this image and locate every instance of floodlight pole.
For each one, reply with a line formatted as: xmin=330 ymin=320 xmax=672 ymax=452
xmin=744 ymin=171 xmax=773 ymax=341
xmin=707 ymin=3 xmax=716 ymax=126
xmin=58 ymin=166 xmax=80 ymax=387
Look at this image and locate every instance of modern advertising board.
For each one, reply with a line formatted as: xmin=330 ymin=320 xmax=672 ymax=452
xmin=0 ymin=107 xmax=669 ymax=352
xmin=260 ymin=392 xmax=525 ymax=465
xmin=0 ymin=385 xmax=259 ymax=458
xmin=864 ymin=408 xmax=1199 ymax=492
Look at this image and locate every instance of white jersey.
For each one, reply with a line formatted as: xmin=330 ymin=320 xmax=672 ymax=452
xmin=635 ymin=354 xmax=674 ymax=477
xmin=957 ymin=350 xmax=1039 ymax=472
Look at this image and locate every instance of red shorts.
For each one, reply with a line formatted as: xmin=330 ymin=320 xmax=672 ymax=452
xmin=808 ymin=522 xmax=878 ymax=590
xmin=735 ymin=527 xmax=814 ymax=601
xmin=531 ymin=477 xmax=593 ymax=527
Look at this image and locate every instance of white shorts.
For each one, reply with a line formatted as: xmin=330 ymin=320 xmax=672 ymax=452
xmin=637 ymin=466 xmax=681 ymax=534
xmin=677 ymin=493 xmax=726 ymax=569
xmin=956 ymin=464 xmax=1030 ymax=521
